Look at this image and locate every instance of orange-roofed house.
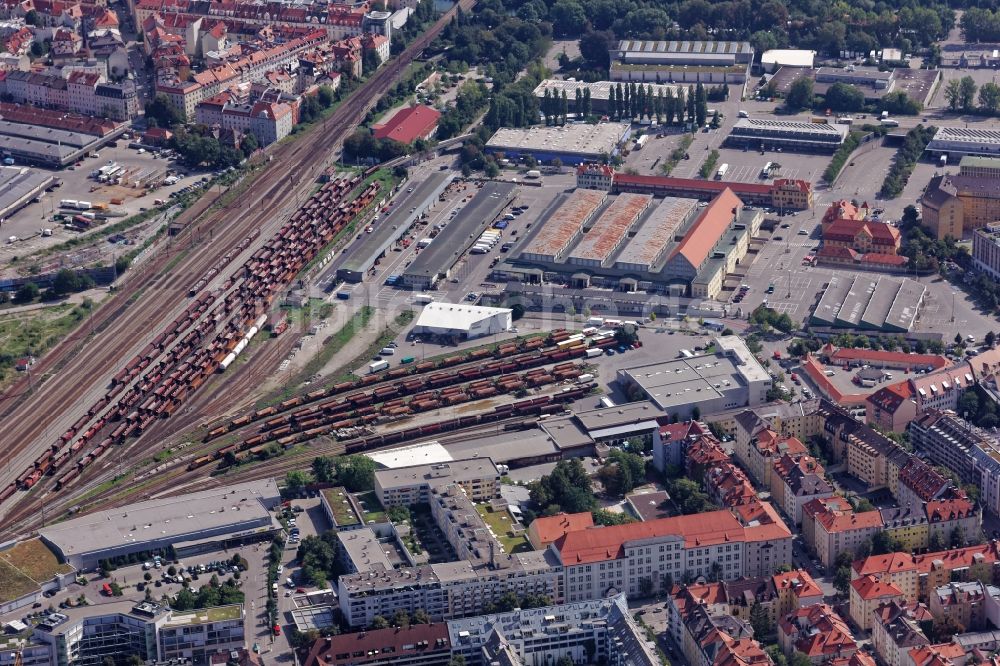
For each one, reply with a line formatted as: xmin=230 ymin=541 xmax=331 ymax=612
xmin=656 ymin=420 xmax=709 ymax=471
xmin=822 ymin=200 xmax=864 ymax=226
xmin=853 ymin=542 xmax=1000 ymax=604
xmin=802 ymin=497 xmax=883 ymax=569
xmin=526 ymin=512 xmax=594 ymax=550
xmin=866 ymin=381 xmax=916 ymax=433
xmin=830 ymin=653 xmax=876 ymax=666
xmin=778 ymin=604 xmax=858 ymax=664
xmin=770 ymin=454 xmax=834 ymax=526
xmin=925 ymin=497 xmax=981 ymax=549
xmin=743 ymin=428 xmax=807 ymax=487
xmin=909 ymin=643 xmax=966 ymax=666
xmin=772 ymin=569 xmax=824 ymax=618
xmin=851 ymin=575 xmax=905 ymax=629
xmin=822 ymin=218 xmax=901 ymax=255
xmin=372 ymin=104 xmax=441 ymax=145
xmin=686 ymin=433 xmax=729 ymax=481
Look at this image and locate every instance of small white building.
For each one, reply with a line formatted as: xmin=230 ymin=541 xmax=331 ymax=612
xmin=761 ymin=49 xmax=816 ymax=73
xmin=412 ymin=302 xmax=512 ymax=340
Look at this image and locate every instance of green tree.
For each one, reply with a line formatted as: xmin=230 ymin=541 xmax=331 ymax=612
xmin=335 ymin=455 xmax=377 ymax=492
xmin=371 ymin=615 xmax=389 ymax=629
xmin=834 ymin=566 xmax=851 ymax=595
xmin=695 ymin=82 xmax=708 ymax=127
xmin=285 ymin=470 xmax=310 ymax=495
xmin=597 ymin=449 xmax=646 ymax=497
xmin=362 ymin=48 xmax=380 ymax=76
xmin=14 ymin=282 xmax=39 ymax=304
xmin=824 ymin=82 xmax=866 ymax=112
xmin=945 ymin=79 xmax=962 ymax=111
xmin=749 ymin=601 xmax=772 ymax=638
xmin=239 ymin=133 xmax=259 ymax=157
xmin=529 ymin=458 xmax=596 ymax=514
xmin=311 ymin=456 xmax=336 ymax=484
xmin=981 ymin=82 xmax=1000 ymax=114
xmin=960 ymin=76 xmax=979 ymax=112
xmin=52 ymin=269 xmax=84 ymax=296
xmin=145 ymin=94 xmax=184 ymax=128
xmin=786 ymin=77 xmax=814 ymax=111
xmin=952 ymin=525 xmax=966 ymax=548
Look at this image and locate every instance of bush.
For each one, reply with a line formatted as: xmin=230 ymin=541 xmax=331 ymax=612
xmin=823 ymin=132 xmax=863 ymax=182
xmin=879 ymin=125 xmax=936 ymax=198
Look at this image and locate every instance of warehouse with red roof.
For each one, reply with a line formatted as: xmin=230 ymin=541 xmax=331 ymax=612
xmin=372 ymin=104 xmax=441 ymax=144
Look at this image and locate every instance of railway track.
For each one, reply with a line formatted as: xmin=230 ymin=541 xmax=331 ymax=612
xmin=0 ymin=0 xmax=477 ymax=519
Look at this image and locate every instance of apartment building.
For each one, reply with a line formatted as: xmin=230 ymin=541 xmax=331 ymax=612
xmin=851 ymin=576 xmax=906 ymax=630
xmin=374 ymin=458 xmax=501 ymax=507
xmin=447 ymin=594 xmax=658 ymax=666
xmin=551 ymin=501 xmax=792 ymax=603
xmin=299 ymin=623 xmax=451 ymax=666
xmin=778 ymin=604 xmax=857 ymax=664
xmin=772 ymin=569 xmax=825 ymax=619
xmin=929 ymin=581 xmax=998 ymax=632
xmin=866 ymin=382 xmax=917 ymax=433
xmin=338 ymin=483 xmax=562 ymax=628
xmin=909 ymin=409 xmax=982 ymax=485
xmin=910 ymin=367 xmax=974 ymax=414
xmin=870 ymin=601 xmax=932 ymax=666
xmin=526 ymin=512 xmax=594 ymax=550
xmin=735 ymin=427 xmax=808 ymax=487
xmin=973 ymin=223 xmax=1000 ymax=280
xmin=1 ymin=69 xmax=139 ymax=119
xmin=897 ymin=458 xmax=951 ymax=511
xmin=770 ymin=454 xmax=834 ymax=526
xmin=921 ymin=156 xmax=1000 ymax=239
xmin=879 ymin=507 xmax=930 ymax=552
xmin=846 ymin=425 xmax=909 ymax=493
xmin=730 ymin=401 xmax=824 ymax=465
xmin=668 ymin=586 xmax=773 ymax=666
xmin=27 ymin=602 xmax=244 ymax=666
xmin=802 ymin=496 xmax=884 ymax=568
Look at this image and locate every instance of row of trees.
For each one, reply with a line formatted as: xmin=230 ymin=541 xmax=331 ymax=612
xmin=297 ymin=531 xmax=343 ymax=588
xmin=879 ymin=125 xmax=936 ymax=198
xmin=961 ymin=7 xmax=1000 ymax=42
xmin=944 ymin=76 xmax=1000 ymax=115
xmin=284 ymin=454 xmax=377 ymax=495
xmin=170 ymin=577 xmax=244 ymax=611
xmin=750 ymin=305 xmax=796 ymax=334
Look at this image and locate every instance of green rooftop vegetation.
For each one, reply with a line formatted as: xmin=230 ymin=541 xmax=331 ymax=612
xmin=169 ymin=604 xmax=243 ymax=625
xmin=354 ymin=490 xmax=386 ymax=524
xmin=322 ymin=487 xmax=361 ymax=527
xmin=0 ymin=559 xmax=39 ymax=604
xmin=0 ymin=539 xmax=73 ymax=583
xmin=475 ymin=504 xmax=532 ymax=555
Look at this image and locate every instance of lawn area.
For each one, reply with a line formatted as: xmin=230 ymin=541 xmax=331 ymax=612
xmin=476 ymin=504 xmax=532 ymax=554
xmin=321 ymin=487 xmax=361 ymax=528
xmin=0 ymin=302 xmax=96 ymax=389
xmin=0 ymin=559 xmax=39 ymax=603
xmin=0 ymin=538 xmax=72 ymax=582
xmin=355 ymin=490 xmax=386 ymax=523
xmin=170 ymin=604 xmax=243 ymax=624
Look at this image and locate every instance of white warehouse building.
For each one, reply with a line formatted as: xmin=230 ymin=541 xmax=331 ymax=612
xmin=412 ymin=302 xmax=512 ymax=340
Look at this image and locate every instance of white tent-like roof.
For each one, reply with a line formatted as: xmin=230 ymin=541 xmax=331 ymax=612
xmin=414 ymin=302 xmax=512 ymax=333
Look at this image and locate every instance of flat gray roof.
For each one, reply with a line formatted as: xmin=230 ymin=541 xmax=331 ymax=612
xmin=574 ymin=400 xmax=662 ymax=432
xmin=533 ymin=79 xmax=681 ymax=102
xmin=374 ymin=457 xmax=499 ymax=490
xmin=403 ymin=182 xmax=516 ymax=282
xmin=812 ymin=275 xmax=852 ymax=325
xmin=338 ymin=527 xmax=394 ymax=573
xmin=732 ymin=117 xmax=848 ymax=137
xmin=486 ymin=123 xmax=630 ymax=158
xmin=331 ymin=172 xmax=454 ymax=282
xmin=540 ymin=415 xmax=595 ymax=450
xmin=836 ymin=276 xmax=878 ymax=327
xmin=885 ymin=278 xmax=925 ymax=332
xmin=616 ymin=39 xmax=752 ymax=55
xmin=929 ymin=127 xmax=1000 ymax=148
xmin=860 ymin=277 xmax=901 ymax=329
xmin=39 ymin=479 xmax=280 ymax=562
xmin=445 ymin=429 xmax=560 ymax=463
xmin=0 ymin=120 xmax=99 ymax=148
xmin=0 ymin=167 xmax=55 ymax=219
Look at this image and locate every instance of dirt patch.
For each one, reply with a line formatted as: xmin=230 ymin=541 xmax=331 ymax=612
xmin=0 ymin=538 xmax=72 ymax=583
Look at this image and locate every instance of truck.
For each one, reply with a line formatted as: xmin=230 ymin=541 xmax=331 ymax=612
xmin=939 ymin=154 xmax=948 ymax=168
xmin=368 ymin=359 xmax=389 ymax=373
xmin=881 ymin=110 xmax=890 ymax=120
xmin=635 ymin=134 xmax=650 ymax=150
xmin=413 ymin=293 xmax=435 ymax=304
xmin=585 ymin=348 xmax=603 ymax=358
xmin=525 ymin=170 xmax=541 ymax=179
xmin=880 ymin=118 xmax=899 ymax=127
xmin=715 ymin=163 xmax=729 ymax=180
xmin=836 ymin=116 xmax=853 ymax=125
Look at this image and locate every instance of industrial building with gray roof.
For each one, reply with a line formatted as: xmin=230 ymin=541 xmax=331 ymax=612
xmin=327 ymin=172 xmax=453 ymax=284
xmin=810 ymin=275 xmax=926 ymax=333
xmin=39 ymin=479 xmax=282 ymax=568
xmin=401 ymin=181 xmax=516 ymax=290
xmin=724 ymin=118 xmax=848 ymax=153
xmin=927 ymin=126 xmax=1000 ymax=160
xmin=485 ymin=123 xmax=631 ymax=165
xmin=609 ymin=39 xmax=754 ymax=84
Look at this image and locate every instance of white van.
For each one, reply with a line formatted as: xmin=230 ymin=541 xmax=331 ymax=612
xmin=380 ymin=347 xmax=395 ymax=356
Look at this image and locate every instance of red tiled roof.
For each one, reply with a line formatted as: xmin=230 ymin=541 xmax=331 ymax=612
xmin=824 ymin=218 xmax=901 ymax=246
xmin=851 ymin=574 xmax=903 ymax=600
xmin=830 ymin=653 xmax=877 ymax=666
xmin=926 ymin=498 xmax=976 ymax=523
xmin=772 ymin=569 xmax=823 ymax=601
xmin=372 ymin=104 xmax=441 ymax=144
xmin=670 ymin=188 xmax=743 ymax=269
xmin=826 ymin=348 xmax=950 ymax=370
xmin=854 ymin=543 xmax=1000 ymax=577
xmin=866 ymin=381 xmax=914 ymax=414
xmin=554 ymin=509 xmax=746 ymax=565
xmin=814 ymin=505 xmax=883 ymax=534
xmin=909 ymin=643 xmax=966 ymax=666
xmin=529 ymin=512 xmax=594 ymax=545
xmin=779 ymin=604 xmax=856 ymax=658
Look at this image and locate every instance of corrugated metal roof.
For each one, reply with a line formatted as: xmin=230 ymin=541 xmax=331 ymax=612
xmin=615 ymin=196 xmax=698 ymax=270
xmin=567 ymin=193 xmax=650 ymax=264
xmin=671 ymin=188 xmax=742 ymax=269
xmin=522 ymin=188 xmax=606 ymax=260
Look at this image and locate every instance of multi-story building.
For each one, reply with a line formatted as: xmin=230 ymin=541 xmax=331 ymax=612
xmin=851 ymin=575 xmax=906 ymax=630
xmin=770 ymin=454 xmax=834 ymax=526
xmin=552 ymin=500 xmax=792 ymax=603
xmin=929 ymin=581 xmax=998 ymax=632
xmin=654 ymin=420 xmax=710 ymax=471
xmin=802 ymin=496 xmax=883 ymax=568
xmin=897 ymin=458 xmax=951 ymax=512
xmin=447 ymin=594 xmax=658 ymax=666
xmin=909 ymin=367 xmax=973 ymax=414
xmin=299 ymin=623 xmax=451 ymax=666
xmin=926 ymin=497 xmax=981 ymax=547
xmin=909 ymin=410 xmax=981 ymax=486
xmin=778 ymin=604 xmax=857 ymax=664
xmin=879 ymin=507 xmax=930 ymax=552
xmin=920 ymin=156 xmax=1000 ymax=240
xmin=526 ymin=512 xmax=594 ymax=550
xmin=0 ymin=69 xmax=139 ymax=119
xmin=27 ymin=602 xmax=244 ymax=666
xmin=866 ymin=382 xmax=917 ymax=433
xmin=772 ymin=569 xmax=825 ymax=619
xmin=822 ymin=218 xmax=901 ymax=255
xmin=338 ymin=483 xmax=563 ymax=628
xmin=870 ymin=601 xmax=931 ymax=666
xmin=853 ymin=543 xmax=1000 ymax=605
xmin=736 ymin=428 xmax=808 ymax=488
xmin=973 ymin=223 xmax=1000 ymax=280
xmin=374 ymin=458 xmax=501 ymax=507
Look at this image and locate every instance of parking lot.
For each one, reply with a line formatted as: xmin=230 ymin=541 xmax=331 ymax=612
xmin=0 ymin=143 xmax=214 ymax=264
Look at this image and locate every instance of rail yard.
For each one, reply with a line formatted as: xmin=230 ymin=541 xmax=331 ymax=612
xmin=0 ymin=0 xmax=476 ymax=532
